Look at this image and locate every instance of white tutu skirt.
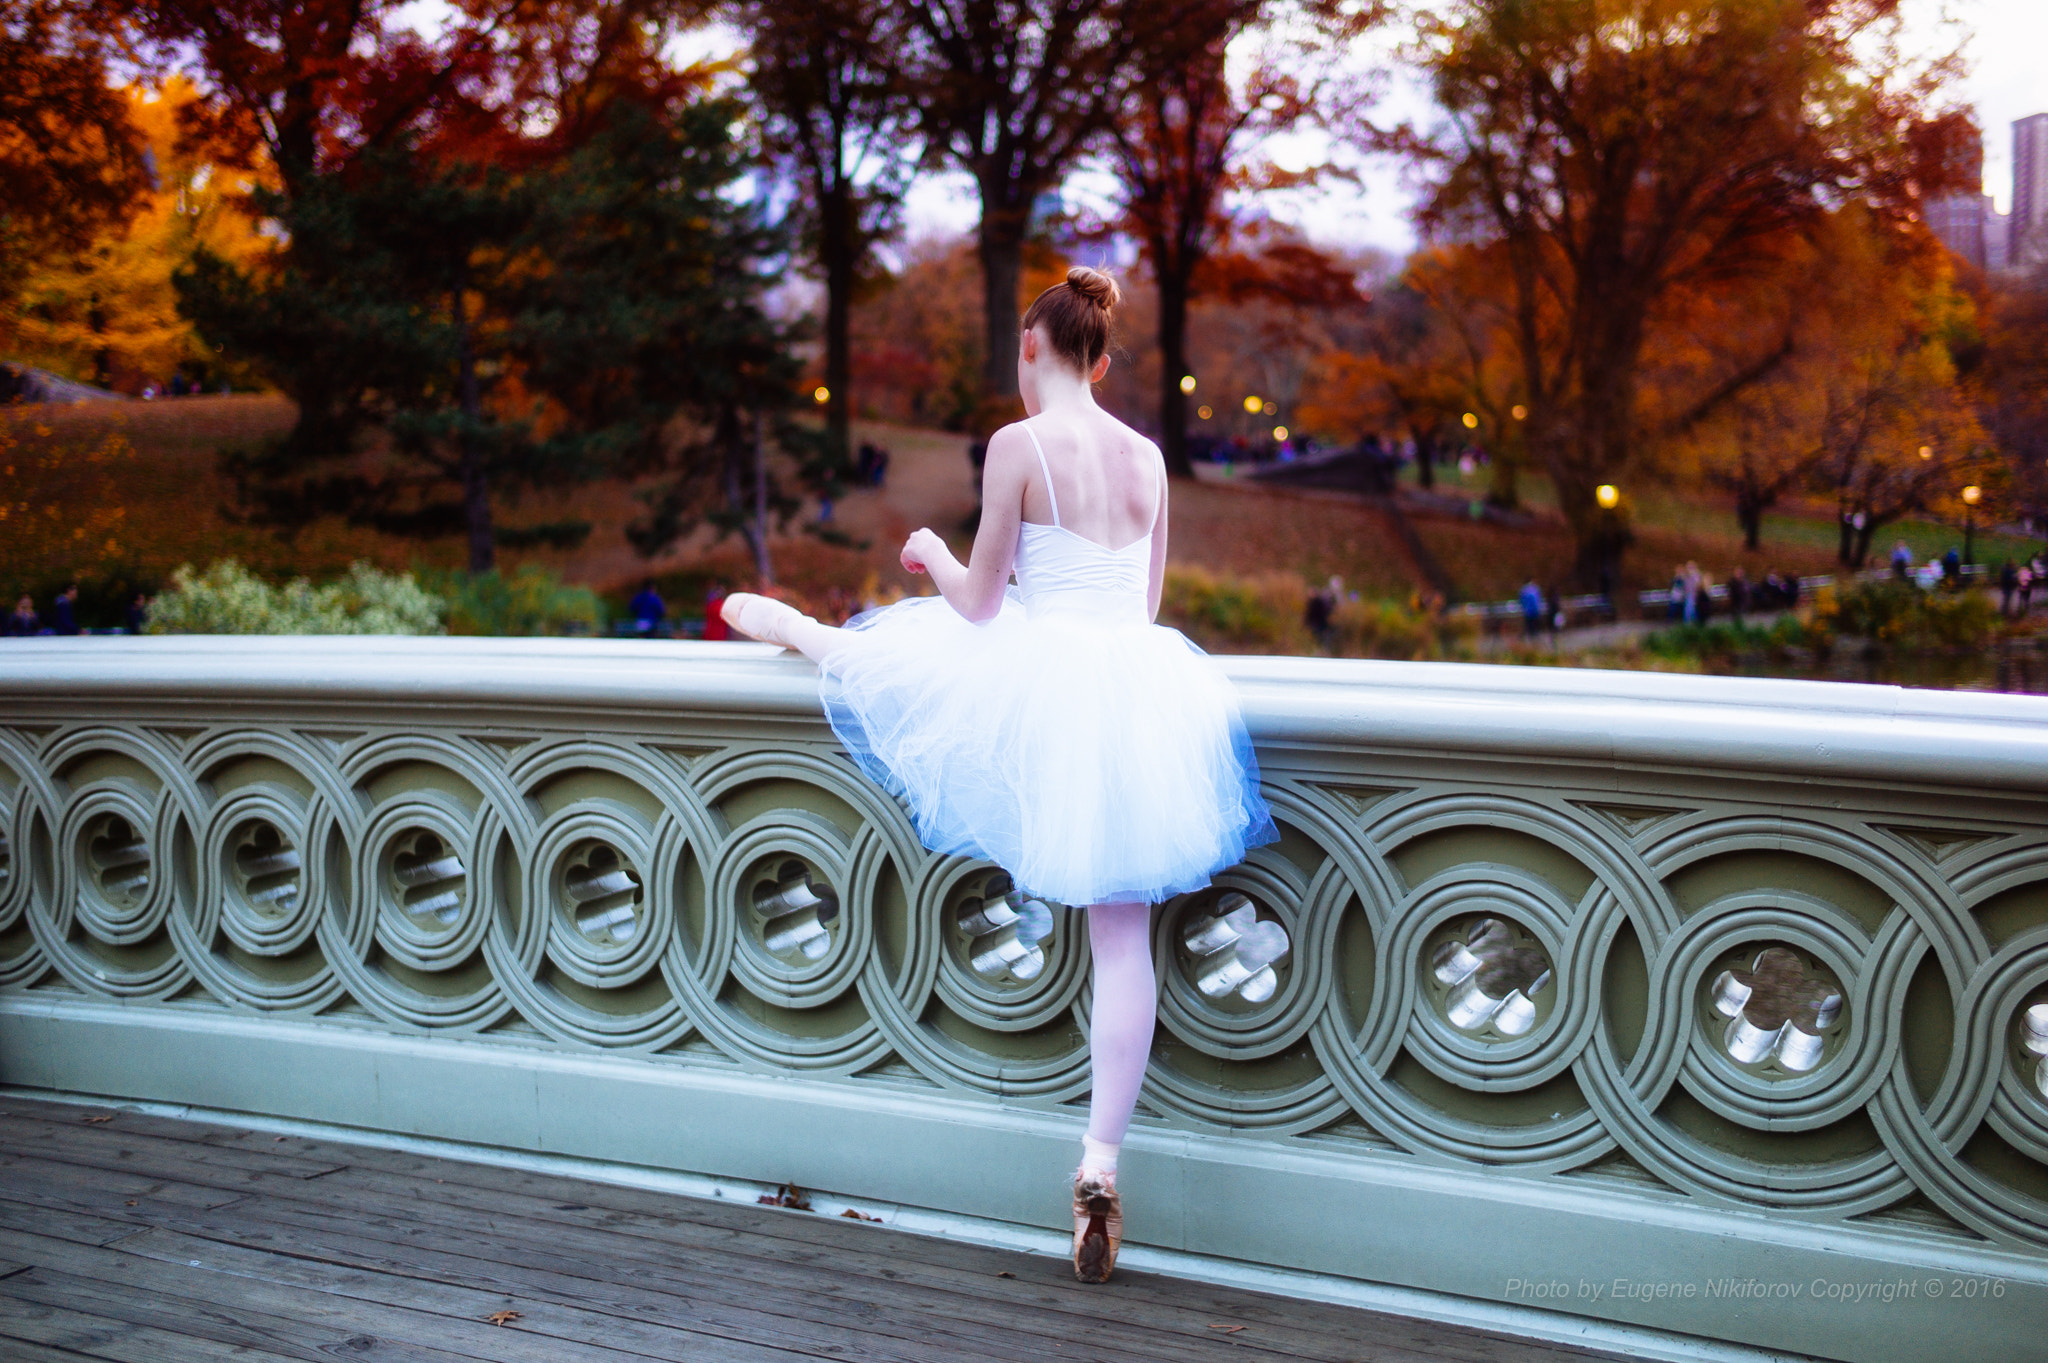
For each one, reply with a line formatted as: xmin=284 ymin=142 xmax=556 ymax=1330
xmin=818 ymin=592 xmax=1277 ymax=906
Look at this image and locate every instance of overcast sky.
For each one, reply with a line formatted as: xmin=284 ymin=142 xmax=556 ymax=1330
xmin=394 ymin=2 xmax=2046 ymax=249
xmin=901 ymin=0 xmax=2048 ymax=253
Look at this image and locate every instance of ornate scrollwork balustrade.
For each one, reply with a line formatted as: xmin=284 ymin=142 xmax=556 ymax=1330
xmin=2 ymin=638 xmax=2046 ymax=1357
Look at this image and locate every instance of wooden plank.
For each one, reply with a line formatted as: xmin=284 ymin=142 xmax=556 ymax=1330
xmin=0 ymin=1104 xmax=1617 ymax=1363
xmin=113 ymin=1224 xmax=994 ymax=1363
xmin=272 ymin=1143 xmax=1550 ymax=1358
xmin=0 ymin=1290 xmax=304 ymax=1363
xmin=121 ymin=1173 xmax=1486 ymax=1363
xmin=0 ymin=1235 xmax=700 ymax=1363
xmin=0 ymin=1112 xmax=1573 ymax=1363
xmin=0 ymin=1198 xmax=149 ymax=1251
xmin=108 ymin=1207 xmax=1167 ymax=1363
xmin=292 ymin=1159 xmax=1557 ymax=1363
xmin=0 ymin=1151 xmax=250 ymax=1217
xmin=0 ymin=1114 xmax=348 ymax=1181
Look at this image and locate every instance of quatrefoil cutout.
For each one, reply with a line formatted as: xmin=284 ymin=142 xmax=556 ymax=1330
xmin=1430 ymin=917 xmax=1553 ymax=1039
xmin=390 ymin=829 xmax=466 ymax=929
xmin=563 ymin=842 xmax=643 ymax=946
xmin=2018 ymin=1000 xmax=2048 ymax=1102
xmin=956 ymin=881 xmax=1054 ymax=984
xmin=753 ymin=860 xmax=839 ymax=963
xmin=86 ymin=813 xmax=151 ymax=909
xmin=231 ymin=820 xmax=302 ymax=918
xmin=1182 ymin=893 xmax=1290 ymax=1005
xmin=1708 ymin=946 xmax=1844 ymax=1075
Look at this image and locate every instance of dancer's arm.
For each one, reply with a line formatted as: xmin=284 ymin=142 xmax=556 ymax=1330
xmin=901 ymin=430 xmax=1028 ymax=624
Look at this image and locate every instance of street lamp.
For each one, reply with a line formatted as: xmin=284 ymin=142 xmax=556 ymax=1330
xmin=1962 ymin=484 xmax=1982 ymax=567
xmin=1596 ymin=484 xmax=1620 ymax=510
xmin=1180 ymin=375 xmax=1197 ymax=394
xmin=1461 ymin=412 xmax=1479 ymax=430
xmin=1243 ymin=394 xmax=1263 ymax=414
xmin=813 ymin=386 xmax=830 ymax=405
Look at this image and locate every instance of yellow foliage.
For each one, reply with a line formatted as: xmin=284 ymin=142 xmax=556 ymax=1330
xmin=8 ymin=77 xmax=270 ymax=392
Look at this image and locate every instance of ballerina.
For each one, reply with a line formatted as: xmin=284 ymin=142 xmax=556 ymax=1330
xmin=722 ymin=266 xmax=1275 ymax=1283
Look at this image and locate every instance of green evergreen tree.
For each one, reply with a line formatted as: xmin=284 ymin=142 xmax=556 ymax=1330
xmin=178 ymin=96 xmax=819 ymax=575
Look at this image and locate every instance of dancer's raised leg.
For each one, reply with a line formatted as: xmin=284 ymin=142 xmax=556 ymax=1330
xmin=1074 ymin=899 xmax=1153 ymax=1282
xmin=721 ymin=593 xmax=844 ymax=664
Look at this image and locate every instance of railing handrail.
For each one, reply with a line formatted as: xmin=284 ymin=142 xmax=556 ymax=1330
xmin=5 ymin=636 xmax=2045 ymax=792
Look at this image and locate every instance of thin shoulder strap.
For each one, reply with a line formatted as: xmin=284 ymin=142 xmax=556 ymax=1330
xmin=1020 ymin=422 xmax=1061 ymax=528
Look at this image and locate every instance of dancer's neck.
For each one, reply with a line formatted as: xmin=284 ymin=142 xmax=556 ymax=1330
xmin=1025 ymin=366 xmax=1101 ymax=418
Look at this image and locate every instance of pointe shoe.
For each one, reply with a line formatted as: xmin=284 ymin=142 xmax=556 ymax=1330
xmin=721 ymin=592 xmax=799 ymax=648
xmin=1071 ymin=1169 xmax=1122 ymax=1283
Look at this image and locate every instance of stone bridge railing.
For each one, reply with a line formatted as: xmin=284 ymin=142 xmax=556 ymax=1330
xmin=2 ymin=637 xmax=2046 ymax=1360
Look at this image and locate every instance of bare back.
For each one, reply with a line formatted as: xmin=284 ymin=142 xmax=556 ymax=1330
xmin=1014 ymin=409 xmax=1162 ymax=551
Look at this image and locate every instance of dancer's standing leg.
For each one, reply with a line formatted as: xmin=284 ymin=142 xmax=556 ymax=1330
xmin=1082 ymin=900 xmax=1155 ymax=1170
xmin=1073 ymin=899 xmax=1153 ymax=1283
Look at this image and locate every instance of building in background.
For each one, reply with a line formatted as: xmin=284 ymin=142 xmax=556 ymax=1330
xmin=1925 ymin=191 xmax=1992 ymax=270
xmin=2014 ymin=112 xmax=2048 ymax=270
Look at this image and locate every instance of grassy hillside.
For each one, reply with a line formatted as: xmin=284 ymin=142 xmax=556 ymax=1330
xmin=5 ymin=397 xmax=2035 ymax=629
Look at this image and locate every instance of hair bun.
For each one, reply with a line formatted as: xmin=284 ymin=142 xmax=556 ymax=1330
xmin=1066 ymin=266 xmax=1121 ymax=311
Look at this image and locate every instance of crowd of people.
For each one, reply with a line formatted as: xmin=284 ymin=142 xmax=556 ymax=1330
xmin=1664 ymin=562 xmax=1803 ymax=627
xmin=3 ymin=584 xmax=150 ymax=636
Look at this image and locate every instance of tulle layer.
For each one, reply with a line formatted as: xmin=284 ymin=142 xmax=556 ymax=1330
xmin=818 ymin=593 xmax=1277 ymax=906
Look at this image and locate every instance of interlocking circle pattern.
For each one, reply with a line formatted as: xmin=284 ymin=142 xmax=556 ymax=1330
xmin=2 ymin=717 xmax=2045 ymax=1254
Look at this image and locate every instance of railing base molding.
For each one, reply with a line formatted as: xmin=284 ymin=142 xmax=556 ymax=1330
xmin=5 ymin=996 xmax=2040 ymax=1363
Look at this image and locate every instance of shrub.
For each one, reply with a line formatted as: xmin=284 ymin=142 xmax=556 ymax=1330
xmin=420 ymin=564 xmax=603 ymax=637
xmin=1643 ymin=615 xmax=1810 ymax=662
xmin=1160 ymin=566 xmax=1314 ymax=653
xmin=1810 ymin=580 xmax=1998 ymax=653
xmin=146 ymin=559 xmax=444 ymax=635
xmin=1159 ymin=565 xmax=1475 ymax=660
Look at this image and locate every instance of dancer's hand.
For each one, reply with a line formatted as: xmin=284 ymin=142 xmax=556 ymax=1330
xmin=901 ymin=528 xmax=943 ymax=575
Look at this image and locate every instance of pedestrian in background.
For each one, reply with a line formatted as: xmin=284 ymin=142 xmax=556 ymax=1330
xmin=50 ymin=583 xmax=80 ymax=636
xmin=6 ymin=596 xmax=40 ymax=637
xmin=1519 ymin=579 xmax=1543 ymax=639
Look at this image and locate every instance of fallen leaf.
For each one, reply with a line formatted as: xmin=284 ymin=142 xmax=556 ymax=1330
xmin=82 ymin=1115 xmax=114 ymax=1125
xmin=995 ymin=1271 xmax=1016 ymax=1279
xmin=273 ymin=1135 xmax=288 ymax=1142
xmin=485 ymin=1310 xmax=522 ymax=1326
xmin=124 ymin=1200 xmax=138 ymax=1207
xmin=757 ymin=1183 xmax=813 ymax=1210
xmin=1208 ymin=1324 xmax=1245 ymax=1334
xmin=839 ymin=1208 xmax=880 ymax=1222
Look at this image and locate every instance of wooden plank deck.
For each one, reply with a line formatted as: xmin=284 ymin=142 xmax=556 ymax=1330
xmin=0 ymin=1095 xmax=1626 ymax=1363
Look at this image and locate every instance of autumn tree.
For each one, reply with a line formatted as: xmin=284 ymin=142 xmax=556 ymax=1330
xmin=891 ymin=0 xmax=1253 ymax=422
xmin=1108 ymin=29 xmax=1318 ymax=476
xmin=1406 ymin=0 xmax=1975 ymax=583
xmin=1979 ymin=264 xmax=2048 ymax=526
xmin=10 ymin=78 xmax=268 ymax=390
xmin=0 ymin=0 xmax=151 ymax=345
xmin=740 ymin=0 xmax=913 ymax=466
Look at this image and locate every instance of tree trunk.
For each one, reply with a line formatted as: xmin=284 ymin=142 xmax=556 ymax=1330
xmin=976 ymin=195 xmax=1030 ymax=421
xmin=1414 ymin=430 xmax=1435 ymax=490
xmin=454 ymin=284 xmax=494 ymax=574
xmin=88 ymin=295 xmax=111 ymax=390
xmin=821 ymin=182 xmax=854 ymax=466
xmin=752 ymin=407 xmax=773 ymax=586
xmin=722 ymin=402 xmax=770 ymax=586
xmin=1156 ymin=268 xmax=1192 ymax=478
xmin=1837 ymin=508 xmax=1855 ymax=566
xmin=1736 ymin=478 xmax=1763 ymax=550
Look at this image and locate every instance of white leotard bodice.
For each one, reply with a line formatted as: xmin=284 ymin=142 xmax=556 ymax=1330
xmin=1013 ymin=423 xmax=1153 ymax=625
